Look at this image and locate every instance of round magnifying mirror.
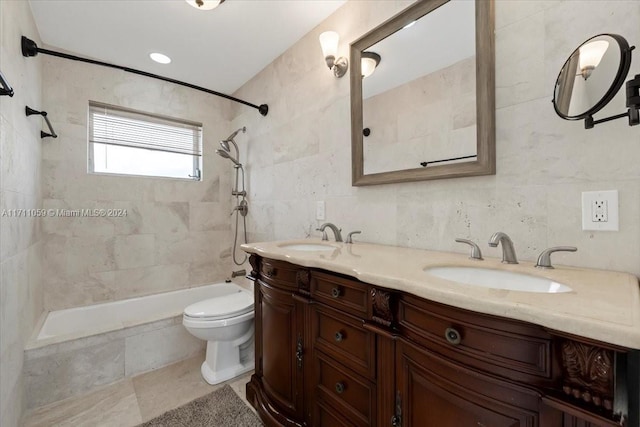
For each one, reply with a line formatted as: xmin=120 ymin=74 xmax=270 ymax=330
xmin=553 ymin=34 xmax=632 ymax=120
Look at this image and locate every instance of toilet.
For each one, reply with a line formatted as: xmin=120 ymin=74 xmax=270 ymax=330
xmin=182 ymin=285 xmax=255 ymax=385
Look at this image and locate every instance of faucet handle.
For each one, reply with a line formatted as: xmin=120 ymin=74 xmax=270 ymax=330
xmin=346 ymin=231 xmax=361 ymax=244
xmin=455 ymin=238 xmax=483 ymax=260
xmin=316 ymin=228 xmax=328 ymax=241
xmin=535 ymin=246 xmax=577 ymax=269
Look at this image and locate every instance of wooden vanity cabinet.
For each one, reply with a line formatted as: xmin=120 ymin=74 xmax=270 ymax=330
xmin=247 ymin=258 xmax=308 ymax=426
xmin=246 ymin=255 xmax=634 ymax=427
xmin=396 ymin=338 xmax=541 ymax=426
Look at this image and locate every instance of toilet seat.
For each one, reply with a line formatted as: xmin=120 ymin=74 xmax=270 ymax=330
xmin=183 ymin=291 xmax=254 ymax=321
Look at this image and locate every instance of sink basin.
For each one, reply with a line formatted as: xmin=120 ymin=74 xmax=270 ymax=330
xmin=279 ymin=243 xmax=336 ymax=252
xmin=424 ymin=266 xmax=572 ymax=293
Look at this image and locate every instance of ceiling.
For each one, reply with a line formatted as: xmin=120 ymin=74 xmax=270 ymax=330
xmin=28 ymin=0 xmax=346 ymax=95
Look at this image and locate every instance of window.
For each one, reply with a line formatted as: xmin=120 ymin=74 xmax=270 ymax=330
xmin=88 ymin=101 xmax=202 ymax=180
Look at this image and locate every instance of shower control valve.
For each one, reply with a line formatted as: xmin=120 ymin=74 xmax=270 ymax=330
xmin=231 ymin=200 xmax=249 ymax=217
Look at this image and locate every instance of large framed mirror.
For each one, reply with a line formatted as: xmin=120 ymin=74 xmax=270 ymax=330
xmin=350 ymin=0 xmax=495 ymax=186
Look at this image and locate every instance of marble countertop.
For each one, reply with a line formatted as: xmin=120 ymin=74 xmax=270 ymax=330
xmin=242 ymin=238 xmax=640 ymax=350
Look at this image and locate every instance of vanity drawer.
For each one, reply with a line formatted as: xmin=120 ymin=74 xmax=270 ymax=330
xmin=311 ymin=271 xmax=368 ymax=316
xmin=315 ymin=351 xmax=375 ymax=427
xmin=315 ymin=400 xmax=357 ymax=427
xmin=259 ymin=259 xmax=299 ymax=290
xmin=398 ymin=294 xmax=552 ymax=383
xmin=312 ymin=304 xmax=375 ymax=379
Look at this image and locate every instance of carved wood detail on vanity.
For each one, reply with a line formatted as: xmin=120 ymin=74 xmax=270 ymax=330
xmin=371 ymin=287 xmax=394 ymax=327
xmin=296 ymin=269 xmax=311 ymax=296
xmin=560 ymin=340 xmax=614 ymax=410
xmin=248 ymin=254 xmax=260 ymax=281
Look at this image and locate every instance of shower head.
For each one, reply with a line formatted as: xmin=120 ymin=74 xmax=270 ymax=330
xmin=219 ymin=126 xmax=246 ymax=158
xmin=218 ymin=140 xmax=230 ymax=152
xmin=220 ymin=126 xmax=247 ymax=145
xmin=215 ymin=149 xmax=242 ymax=166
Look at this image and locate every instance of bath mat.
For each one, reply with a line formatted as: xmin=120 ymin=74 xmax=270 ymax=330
xmin=137 ymin=385 xmax=263 ymax=427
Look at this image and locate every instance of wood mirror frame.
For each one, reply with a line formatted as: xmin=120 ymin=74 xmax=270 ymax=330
xmin=350 ymin=0 xmax=495 ymax=186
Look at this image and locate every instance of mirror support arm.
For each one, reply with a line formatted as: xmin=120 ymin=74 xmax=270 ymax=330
xmin=585 ymin=111 xmax=638 ymax=129
xmin=585 ymin=73 xmax=640 ymax=129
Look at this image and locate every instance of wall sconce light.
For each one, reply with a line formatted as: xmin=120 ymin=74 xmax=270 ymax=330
xmin=319 ymin=31 xmax=349 ymax=78
xmin=361 ymin=52 xmax=381 ymax=78
xmin=185 ymin=0 xmax=225 ymax=10
xmin=578 ymin=40 xmax=609 ymax=80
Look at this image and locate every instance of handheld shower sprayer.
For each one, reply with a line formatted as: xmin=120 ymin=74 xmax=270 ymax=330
xmin=215 ymin=149 xmax=242 ymax=167
xmin=218 ymin=126 xmax=249 ymax=268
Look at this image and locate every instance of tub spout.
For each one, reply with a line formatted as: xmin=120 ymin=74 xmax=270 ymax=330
xmin=231 ymin=269 xmax=246 ymax=278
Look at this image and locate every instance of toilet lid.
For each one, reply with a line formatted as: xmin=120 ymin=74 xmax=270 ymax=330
xmin=184 ymin=291 xmax=254 ymax=320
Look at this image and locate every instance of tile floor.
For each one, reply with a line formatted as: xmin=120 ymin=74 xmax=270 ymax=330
xmin=22 ymin=351 xmax=255 ymax=427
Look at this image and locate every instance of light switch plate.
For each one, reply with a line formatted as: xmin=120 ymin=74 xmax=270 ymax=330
xmin=316 ymin=201 xmax=325 ymax=221
xmin=581 ymin=190 xmax=618 ymax=231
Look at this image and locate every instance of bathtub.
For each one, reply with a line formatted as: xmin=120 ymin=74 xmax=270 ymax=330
xmin=24 ymin=281 xmax=253 ymax=410
xmin=33 ymin=281 xmax=249 ymax=344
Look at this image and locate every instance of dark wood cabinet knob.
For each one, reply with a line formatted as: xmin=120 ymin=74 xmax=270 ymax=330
xmin=335 ymin=382 xmax=345 ymax=394
xmin=331 ymin=287 xmax=341 ymax=298
xmin=335 ymin=331 xmax=344 ymax=342
xmin=445 ymin=327 xmax=461 ymax=345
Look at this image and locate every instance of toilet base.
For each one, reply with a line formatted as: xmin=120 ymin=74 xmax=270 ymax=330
xmin=201 ymin=359 xmax=254 ymax=385
xmin=199 ymin=326 xmax=255 ymax=385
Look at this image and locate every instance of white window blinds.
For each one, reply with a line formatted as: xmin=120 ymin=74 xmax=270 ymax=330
xmin=89 ymin=102 xmax=202 ymax=156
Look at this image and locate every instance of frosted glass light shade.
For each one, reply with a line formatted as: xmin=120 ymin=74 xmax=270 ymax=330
xmin=579 ymin=40 xmax=609 ymax=79
xmin=185 ymin=0 xmax=223 ymax=10
xmin=319 ymin=31 xmax=339 ymax=59
xmin=361 ymin=52 xmax=381 ymax=78
xmin=361 ymin=58 xmax=376 ymax=78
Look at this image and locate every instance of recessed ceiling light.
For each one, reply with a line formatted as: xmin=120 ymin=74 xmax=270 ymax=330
xmin=185 ymin=0 xmax=225 ymax=10
xmin=149 ymin=53 xmax=171 ymax=64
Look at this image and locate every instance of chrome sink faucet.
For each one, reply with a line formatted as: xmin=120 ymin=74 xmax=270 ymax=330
xmin=535 ymin=246 xmax=577 ymax=269
xmin=317 ymin=223 xmax=343 ymax=242
xmin=455 ymin=238 xmax=483 ymax=260
xmin=488 ymin=232 xmax=518 ymax=264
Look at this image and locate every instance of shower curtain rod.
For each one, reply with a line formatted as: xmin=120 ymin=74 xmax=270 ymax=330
xmin=21 ymin=36 xmax=269 ymax=117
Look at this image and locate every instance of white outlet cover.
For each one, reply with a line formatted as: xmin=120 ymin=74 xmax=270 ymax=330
xmin=316 ymin=201 xmax=325 ymax=221
xmin=581 ymin=190 xmax=618 ymax=231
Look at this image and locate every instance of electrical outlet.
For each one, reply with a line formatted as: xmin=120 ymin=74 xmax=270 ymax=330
xmin=591 ymin=200 xmax=608 ymax=222
xmin=582 ymin=190 xmax=618 ymax=231
xmin=316 ymin=201 xmax=325 ymax=221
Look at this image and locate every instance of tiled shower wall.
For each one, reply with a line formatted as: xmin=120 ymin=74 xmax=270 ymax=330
xmin=232 ymin=0 xmax=640 ymax=277
xmin=363 ymin=57 xmax=476 ymax=175
xmin=0 ymin=1 xmax=44 ymax=425
xmin=40 ymin=57 xmax=235 ymax=311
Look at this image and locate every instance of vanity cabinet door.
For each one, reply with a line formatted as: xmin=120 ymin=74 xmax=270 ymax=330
xmin=257 ymin=280 xmax=304 ymax=423
xmin=396 ymin=338 xmax=541 ymax=427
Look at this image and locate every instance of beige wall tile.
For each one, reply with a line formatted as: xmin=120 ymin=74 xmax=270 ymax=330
xmin=124 ymin=324 xmax=204 ymax=376
xmin=40 ymin=55 xmax=232 ymax=309
xmin=114 ymin=264 xmax=191 ymax=300
xmin=25 ymin=340 xmax=126 ymax=409
xmin=231 ymin=0 xmax=640 ymax=278
xmin=0 ymin=0 xmax=44 ymax=424
xmin=114 ymin=234 xmax=155 ymax=270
